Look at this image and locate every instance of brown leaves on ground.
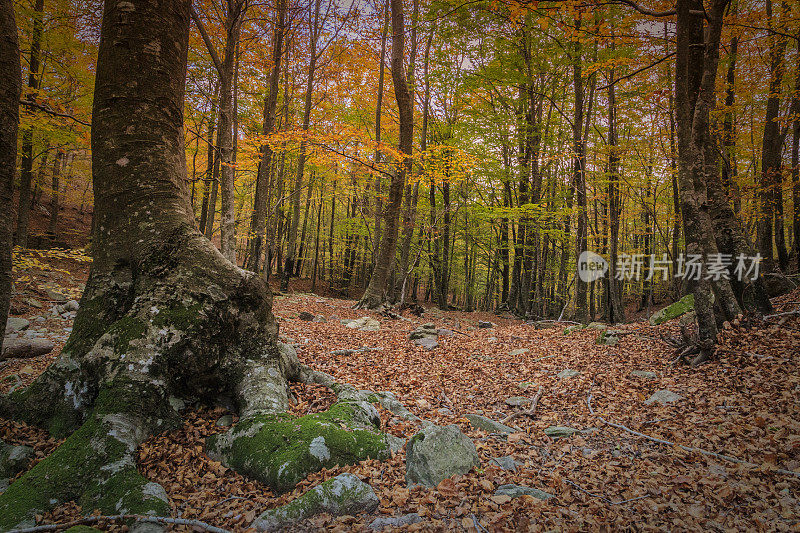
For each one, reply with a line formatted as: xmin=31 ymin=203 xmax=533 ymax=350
xmin=2 ymin=285 xmax=799 ymax=531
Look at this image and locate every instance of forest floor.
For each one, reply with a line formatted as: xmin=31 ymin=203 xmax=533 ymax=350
xmin=2 ymin=248 xmax=800 ymax=532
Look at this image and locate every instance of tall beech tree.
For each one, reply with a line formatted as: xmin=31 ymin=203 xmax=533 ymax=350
xmin=358 ymin=0 xmax=414 ymax=308
xmin=0 ymin=0 xmax=21 ymax=358
xmin=0 ymin=0 xmax=316 ymax=525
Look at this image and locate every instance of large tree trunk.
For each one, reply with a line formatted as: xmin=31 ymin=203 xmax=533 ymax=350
xmin=0 ymin=0 xmax=21 ymax=360
xmin=357 ymin=0 xmax=414 ymax=308
xmin=0 ymin=0 xmax=297 ymax=526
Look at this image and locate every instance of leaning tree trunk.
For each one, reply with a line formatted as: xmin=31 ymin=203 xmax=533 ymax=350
xmin=0 ymin=0 xmax=21 ymax=359
xmin=0 ymin=0 xmax=299 ymax=527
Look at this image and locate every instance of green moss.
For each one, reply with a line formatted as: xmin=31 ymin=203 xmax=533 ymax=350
xmin=649 ymin=294 xmax=695 ymax=325
xmin=106 ymin=316 xmax=147 ymax=353
xmin=563 ymin=324 xmax=585 ymax=335
xmin=62 ymin=296 xmax=110 ymax=357
xmin=152 ymin=302 xmax=203 ymax=332
xmin=80 ymin=466 xmax=169 ymax=517
xmin=208 ymin=402 xmax=389 ymax=493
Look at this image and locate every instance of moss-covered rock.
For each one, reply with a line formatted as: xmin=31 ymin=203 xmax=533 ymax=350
xmin=405 ymin=424 xmax=479 ymax=487
xmin=596 ymin=331 xmax=619 ymax=346
xmin=207 ymin=401 xmax=390 ymax=493
xmin=252 ymin=473 xmax=378 ymax=532
xmin=0 ymin=440 xmax=34 ymax=478
xmin=649 ymin=294 xmax=694 ymax=325
xmin=563 ymin=324 xmax=585 ymax=335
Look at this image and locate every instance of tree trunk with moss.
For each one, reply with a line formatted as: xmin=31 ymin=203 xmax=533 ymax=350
xmin=0 ymin=0 xmax=297 ymax=528
xmin=0 ymin=0 xmax=21 ymax=359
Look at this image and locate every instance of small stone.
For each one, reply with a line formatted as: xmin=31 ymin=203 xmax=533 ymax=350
xmin=508 ymin=348 xmax=529 ymax=356
xmin=630 ymin=370 xmax=658 ymax=379
xmin=437 ymin=407 xmax=453 ymax=417
xmin=340 ymin=319 xmax=353 ymax=325
xmin=346 ymin=317 xmax=381 ymax=332
xmin=215 ymin=414 xmax=234 ymax=427
xmin=645 ymin=390 xmax=683 ymax=405
xmin=544 ymin=426 xmax=580 ymax=438
xmin=494 ymin=484 xmax=554 ymax=501
xmin=312 ymin=314 xmax=326 ymax=323
xmin=298 ymin=311 xmax=315 ymax=321
xmin=33 ymin=316 xmax=46 ymax=324
xmin=586 ymin=322 xmax=607 ymax=330
xmin=557 ymin=369 xmax=580 ymax=379
xmin=516 ymin=382 xmax=533 ymax=391
xmin=168 ymin=397 xmax=186 ymax=412
xmin=414 ymin=337 xmax=438 ymax=350
xmin=464 ymin=414 xmax=516 ymax=435
xmin=24 ymin=298 xmax=43 ymax=308
xmin=489 ymin=456 xmax=518 ymax=472
xmin=1 ymin=338 xmax=54 ymax=360
xmin=596 ymin=331 xmax=619 ymax=346
xmin=329 ymin=314 xmax=340 ymax=322
xmin=436 ymin=328 xmax=454 ymax=337
xmin=64 ymin=300 xmax=80 ymax=312
xmin=5 ymin=317 xmax=29 ymax=334
xmin=252 ymin=473 xmax=378 ymax=532
xmin=405 ymin=425 xmax=480 ymax=487
xmin=504 ymin=396 xmax=531 ymax=407
xmin=369 ymin=513 xmax=422 ymax=530
xmin=45 ymin=288 xmax=69 ymax=303
xmin=477 ymin=320 xmax=494 ymax=329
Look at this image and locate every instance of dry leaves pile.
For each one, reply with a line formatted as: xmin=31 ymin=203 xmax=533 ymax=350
xmin=1 ymin=271 xmax=799 ymax=530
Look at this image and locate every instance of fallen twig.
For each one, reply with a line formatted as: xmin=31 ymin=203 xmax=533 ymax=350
xmin=564 ymin=478 xmax=649 ymax=505
xmin=502 ymin=386 xmax=544 ymax=425
xmin=586 ymin=388 xmax=800 ymax=479
xmin=8 ymin=514 xmax=230 ymax=533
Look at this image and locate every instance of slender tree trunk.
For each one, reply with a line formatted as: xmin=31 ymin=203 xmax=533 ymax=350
xmin=282 ymin=0 xmax=321 ymax=291
xmin=0 ymin=0 xmax=21 ymax=358
xmin=607 ymin=48 xmax=624 ymax=323
xmin=47 ymin=150 xmax=64 ymax=236
xmin=15 ymin=0 xmax=45 ymax=248
xmin=198 ymin=83 xmax=218 ymax=234
xmin=791 ymin=39 xmax=800 ymax=270
xmin=371 ymin=7 xmax=389 ymax=266
xmin=358 ymin=0 xmax=414 ymax=308
xmin=248 ymin=0 xmax=286 ymax=272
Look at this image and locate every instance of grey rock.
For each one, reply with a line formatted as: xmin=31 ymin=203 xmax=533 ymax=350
xmin=586 ymin=322 xmax=607 ymax=330
xmin=563 ymin=324 xmax=584 ymax=335
xmin=24 ymin=298 xmax=43 ymax=309
xmin=0 ymin=440 xmax=34 ymax=478
xmin=477 ymin=321 xmax=494 ymax=329
xmin=33 ymin=316 xmax=46 ymax=324
xmin=437 ymin=407 xmax=454 ymax=417
xmin=489 ymin=456 xmax=518 ymax=472
xmin=298 ymin=311 xmax=315 ymax=321
xmin=409 ymin=324 xmax=438 ymax=340
xmin=45 ymin=288 xmax=69 ymax=302
xmin=645 ymin=390 xmax=683 ymax=405
xmin=215 ymin=414 xmax=234 ymax=427
xmin=369 ymin=513 xmax=422 ymax=530
xmin=596 ymin=331 xmax=619 ymax=346
xmin=340 ymin=319 xmax=353 ymax=325
xmin=312 ymin=315 xmax=327 ymax=323
xmin=464 ymin=414 xmax=516 ymax=435
xmin=495 ymin=484 xmax=554 ymax=501
xmin=168 ymin=397 xmax=186 ymax=412
xmin=405 ymin=424 xmax=480 ymax=487
xmin=386 ymin=435 xmax=406 ymax=454
xmin=64 ymin=300 xmax=80 ymax=312
xmin=5 ymin=317 xmax=29 ymax=334
xmin=508 ymin=348 xmax=529 ymax=356
xmin=557 ymin=369 xmax=580 ymax=379
xmin=437 ymin=328 xmax=454 ymax=337
xmin=504 ymin=396 xmax=531 ymax=407
xmin=649 ymin=294 xmax=695 ymax=325
xmin=1 ymin=338 xmax=54 ymax=360
xmin=630 ymin=370 xmax=658 ymax=379
xmin=252 ymin=473 xmax=379 ymax=532
xmin=346 ymin=317 xmax=381 ymax=332
xmin=414 ymin=337 xmax=438 ymax=350
xmin=544 ymin=426 xmax=580 ymax=438
xmin=329 ymin=314 xmax=340 ymax=322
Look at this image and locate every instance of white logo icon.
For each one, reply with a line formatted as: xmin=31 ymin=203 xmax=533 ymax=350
xmin=578 ymin=251 xmax=608 ymax=283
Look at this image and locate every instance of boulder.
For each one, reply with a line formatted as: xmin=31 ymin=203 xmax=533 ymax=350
xmin=0 ymin=440 xmax=34 ymax=478
xmin=369 ymin=513 xmax=422 ymax=530
xmin=649 ymin=294 xmax=694 ymax=325
xmin=252 ymin=473 xmax=378 ymax=532
xmin=586 ymin=322 xmax=607 ymax=330
xmin=207 ymin=401 xmax=390 ymax=493
xmin=563 ymin=324 xmax=584 ymax=335
xmin=464 ymin=414 xmax=516 ymax=435
xmin=5 ymin=317 xmax=29 ymax=334
xmin=1 ymin=338 xmax=54 ymax=360
xmin=24 ymin=298 xmax=43 ymax=309
xmin=645 ymin=390 xmax=683 ymax=405
xmin=405 ymin=424 xmax=480 ymax=487
xmin=346 ymin=317 xmax=381 ymax=332
xmin=45 ymin=288 xmax=69 ymax=303
xmin=596 ymin=331 xmax=619 ymax=346
xmin=298 ymin=311 xmax=315 ymax=321
xmin=409 ymin=323 xmax=438 ymax=341
xmin=64 ymin=300 xmax=80 ymax=312
xmin=495 ymin=484 xmax=554 ymax=501
xmin=312 ymin=315 xmax=326 ymax=323
xmin=477 ymin=321 xmax=494 ymax=329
